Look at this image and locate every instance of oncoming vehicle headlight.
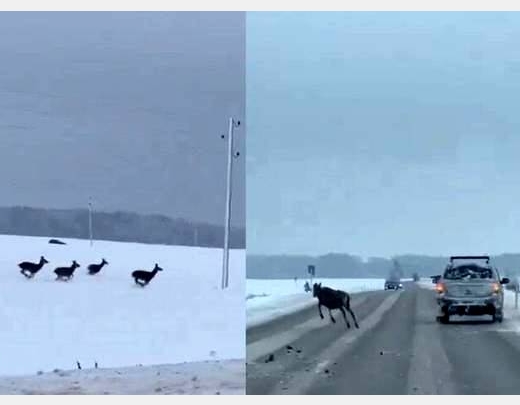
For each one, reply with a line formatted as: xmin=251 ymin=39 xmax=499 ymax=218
xmin=492 ymin=282 xmax=500 ymax=294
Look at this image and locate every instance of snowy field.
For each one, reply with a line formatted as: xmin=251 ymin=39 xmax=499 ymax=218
xmin=0 ymin=234 xmax=245 ymax=381
xmin=417 ymin=277 xmax=436 ymax=290
xmin=247 ymin=278 xmax=391 ymax=327
xmin=0 ymin=359 xmax=244 ymax=395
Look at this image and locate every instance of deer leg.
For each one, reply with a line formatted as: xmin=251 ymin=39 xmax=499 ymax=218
xmin=339 ymin=306 xmax=351 ymax=328
xmin=328 ymin=308 xmax=336 ymax=323
xmin=318 ymin=304 xmax=324 ymax=319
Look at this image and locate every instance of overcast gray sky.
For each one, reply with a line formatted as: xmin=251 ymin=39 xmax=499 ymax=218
xmin=247 ymin=12 xmax=520 ymax=258
xmin=0 ymin=11 xmax=245 ymax=227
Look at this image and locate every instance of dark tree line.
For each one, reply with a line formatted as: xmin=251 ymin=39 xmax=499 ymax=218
xmin=248 ymin=253 xmax=520 ymax=279
xmin=0 ymin=206 xmax=245 ymax=249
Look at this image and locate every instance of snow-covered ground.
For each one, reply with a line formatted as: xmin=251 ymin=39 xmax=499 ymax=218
xmin=247 ymin=278 xmax=389 ymax=327
xmin=0 ymin=359 xmax=244 ymax=395
xmin=417 ymin=277 xmax=436 ymax=290
xmin=0 ymin=234 xmax=245 ymax=380
xmin=504 ymin=290 xmax=520 ymax=322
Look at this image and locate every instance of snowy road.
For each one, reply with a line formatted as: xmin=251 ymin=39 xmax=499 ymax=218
xmin=247 ymin=282 xmax=520 ymax=394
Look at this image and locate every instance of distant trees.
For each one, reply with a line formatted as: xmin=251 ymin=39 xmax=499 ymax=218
xmin=0 ymin=206 xmax=245 ymax=249
xmin=248 ymin=254 xmax=520 ymax=280
xmin=412 ymin=272 xmax=420 ymax=282
xmin=388 ymin=259 xmax=404 ymax=281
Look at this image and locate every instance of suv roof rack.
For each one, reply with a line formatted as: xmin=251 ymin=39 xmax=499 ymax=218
xmin=449 ymin=255 xmax=490 ymax=264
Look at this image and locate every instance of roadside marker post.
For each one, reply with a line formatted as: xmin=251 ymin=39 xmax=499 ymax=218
xmin=308 ymin=265 xmax=316 ymax=286
xmin=515 ymin=279 xmax=520 ymax=309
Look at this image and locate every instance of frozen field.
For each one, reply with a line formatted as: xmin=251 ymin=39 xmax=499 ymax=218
xmin=247 ymin=277 xmax=390 ymax=327
xmin=0 ymin=359 xmax=244 ymax=395
xmin=0 ymin=234 xmax=245 ymax=378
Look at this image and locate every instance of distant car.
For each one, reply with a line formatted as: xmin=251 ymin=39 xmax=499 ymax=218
xmin=385 ymin=280 xmax=403 ymax=290
xmin=434 ymin=255 xmax=510 ymax=324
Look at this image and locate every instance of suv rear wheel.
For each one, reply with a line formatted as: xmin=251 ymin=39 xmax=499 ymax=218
xmin=437 ymin=314 xmax=450 ymax=324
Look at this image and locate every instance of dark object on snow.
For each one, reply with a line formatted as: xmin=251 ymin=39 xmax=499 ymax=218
xmin=265 ymin=354 xmax=275 ymax=363
xmin=76 ymin=361 xmax=82 ymax=370
xmin=49 ymin=239 xmax=66 ymax=245
xmin=18 ymin=256 xmax=49 ymax=279
xmin=95 ymin=361 xmax=98 ymax=369
xmin=88 ymin=259 xmax=108 ymax=275
xmin=54 ymin=260 xmax=80 ymax=281
xmin=304 ymin=281 xmax=311 ymax=293
xmin=132 ymin=263 xmax=163 ymax=287
xmin=313 ymin=283 xmax=359 ymax=329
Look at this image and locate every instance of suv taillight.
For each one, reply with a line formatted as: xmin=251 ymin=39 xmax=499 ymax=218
xmin=435 ymin=282 xmax=446 ymax=293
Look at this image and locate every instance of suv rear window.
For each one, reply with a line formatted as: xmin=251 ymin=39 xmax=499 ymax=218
xmin=443 ymin=264 xmax=494 ymax=280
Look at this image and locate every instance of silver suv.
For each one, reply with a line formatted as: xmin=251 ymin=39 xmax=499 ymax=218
xmin=434 ymin=256 xmax=510 ymax=324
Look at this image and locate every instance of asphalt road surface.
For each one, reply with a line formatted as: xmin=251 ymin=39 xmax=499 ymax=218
xmin=246 ymin=282 xmax=520 ymax=394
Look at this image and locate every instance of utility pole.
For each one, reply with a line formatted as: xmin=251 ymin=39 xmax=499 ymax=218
xmin=221 ymin=117 xmax=241 ymax=289
xmin=88 ymin=197 xmax=93 ymax=247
